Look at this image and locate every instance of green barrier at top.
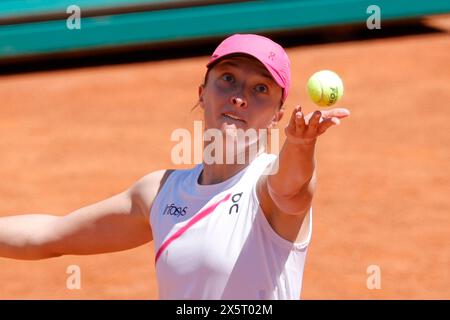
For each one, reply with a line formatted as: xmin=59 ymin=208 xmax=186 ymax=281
xmin=0 ymin=0 xmax=449 ymax=60
xmin=0 ymin=0 xmax=181 ymax=18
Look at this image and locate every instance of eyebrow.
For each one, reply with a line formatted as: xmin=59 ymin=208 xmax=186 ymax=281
xmin=215 ymin=61 xmax=274 ymax=82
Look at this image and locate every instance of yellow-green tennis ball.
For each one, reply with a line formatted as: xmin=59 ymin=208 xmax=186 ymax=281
xmin=307 ymin=70 xmax=344 ymax=107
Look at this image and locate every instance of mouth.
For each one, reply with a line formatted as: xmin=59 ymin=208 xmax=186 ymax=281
xmin=222 ymin=113 xmax=246 ymax=124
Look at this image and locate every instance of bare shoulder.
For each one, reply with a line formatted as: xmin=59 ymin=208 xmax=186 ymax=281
xmin=128 ymin=169 xmax=175 ymax=222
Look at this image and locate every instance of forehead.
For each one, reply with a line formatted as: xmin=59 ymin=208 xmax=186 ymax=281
xmin=212 ymin=56 xmax=274 ymax=81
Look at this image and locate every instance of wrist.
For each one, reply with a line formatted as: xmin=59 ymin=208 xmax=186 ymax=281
xmin=285 ymin=136 xmax=317 ymax=150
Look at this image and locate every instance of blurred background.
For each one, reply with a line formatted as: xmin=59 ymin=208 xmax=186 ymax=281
xmin=0 ymin=0 xmax=449 ymax=299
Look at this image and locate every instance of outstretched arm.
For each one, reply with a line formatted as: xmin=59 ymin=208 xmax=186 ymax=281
xmin=0 ymin=170 xmax=170 ymax=260
xmin=266 ymin=106 xmax=350 ymax=215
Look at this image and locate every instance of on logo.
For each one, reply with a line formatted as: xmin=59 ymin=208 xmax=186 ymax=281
xmin=229 ymin=192 xmax=243 ymax=214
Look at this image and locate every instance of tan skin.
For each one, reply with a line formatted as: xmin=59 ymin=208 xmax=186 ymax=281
xmin=0 ymin=56 xmax=349 ymax=260
xmin=199 ymin=56 xmax=350 ymax=242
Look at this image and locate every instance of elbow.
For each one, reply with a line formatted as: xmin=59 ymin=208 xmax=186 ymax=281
xmin=33 ymin=248 xmax=63 ymax=260
xmin=268 ymin=176 xmax=316 ymax=216
xmin=3 ymin=246 xmax=62 ymax=261
xmin=21 ymin=244 xmax=63 ymax=260
xmin=273 ymin=192 xmax=313 ymax=216
xmin=267 ymin=168 xmax=317 ymax=200
xmin=21 ymin=235 xmax=64 ymax=260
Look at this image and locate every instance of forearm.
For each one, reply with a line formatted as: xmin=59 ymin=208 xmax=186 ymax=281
xmin=0 ymin=214 xmax=59 ymax=260
xmin=268 ymin=139 xmax=316 ymax=198
xmin=265 ymin=105 xmax=349 ymax=214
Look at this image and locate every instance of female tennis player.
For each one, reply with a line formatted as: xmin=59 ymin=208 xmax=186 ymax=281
xmin=0 ymin=34 xmax=350 ymax=299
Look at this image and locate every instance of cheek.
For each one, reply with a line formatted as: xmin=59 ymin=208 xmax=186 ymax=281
xmin=211 ymin=80 xmax=235 ymax=99
xmin=250 ymin=105 xmax=279 ymax=128
xmin=203 ymin=84 xmax=230 ymax=110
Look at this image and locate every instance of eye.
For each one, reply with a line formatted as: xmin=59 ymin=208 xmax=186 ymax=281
xmin=221 ymin=73 xmax=234 ymax=83
xmin=255 ymin=84 xmax=269 ymax=93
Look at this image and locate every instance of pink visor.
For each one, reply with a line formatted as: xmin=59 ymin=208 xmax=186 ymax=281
xmin=207 ymin=34 xmax=291 ymax=102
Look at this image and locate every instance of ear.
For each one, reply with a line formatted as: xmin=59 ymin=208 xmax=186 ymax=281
xmin=198 ymin=84 xmax=205 ymax=109
xmin=269 ymin=107 xmax=285 ymax=128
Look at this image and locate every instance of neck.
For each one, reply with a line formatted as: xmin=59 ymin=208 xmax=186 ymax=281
xmin=198 ymin=145 xmax=264 ymax=185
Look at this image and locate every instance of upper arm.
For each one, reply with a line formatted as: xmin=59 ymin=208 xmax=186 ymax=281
xmin=43 ymin=169 xmax=172 ymax=257
xmin=255 ymin=167 xmax=316 ymax=243
xmin=261 ymin=166 xmax=316 ymax=217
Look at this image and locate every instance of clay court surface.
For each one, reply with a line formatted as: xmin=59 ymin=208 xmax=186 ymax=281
xmin=0 ymin=15 xmax=449 ymax=299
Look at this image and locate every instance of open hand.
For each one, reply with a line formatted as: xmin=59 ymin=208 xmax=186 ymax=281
xmin=285 ymin=106 xmax=350 ymax=145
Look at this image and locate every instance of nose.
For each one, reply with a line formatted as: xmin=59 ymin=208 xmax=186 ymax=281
xmin=231 ymin=96 xmax=248 ymax=109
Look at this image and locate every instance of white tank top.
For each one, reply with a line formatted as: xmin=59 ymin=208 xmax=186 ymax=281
xmin=149 ymin=152 xmax=312 ymax=300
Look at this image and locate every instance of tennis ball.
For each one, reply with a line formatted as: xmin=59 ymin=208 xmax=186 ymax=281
xmin=307 ymin=70 xmax=344 ymax=107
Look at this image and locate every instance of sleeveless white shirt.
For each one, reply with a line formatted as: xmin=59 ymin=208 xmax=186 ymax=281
xmin=149 ymin=152 xmax=312 ymax=300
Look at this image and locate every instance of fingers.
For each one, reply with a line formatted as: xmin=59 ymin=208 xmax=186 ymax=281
xmin=287 ymin=105 xmax=306 ymax=131
xmin=286 ymin=105 xmax=349 ymax=143
xmin=287 ymin=105 xmax=299 ymax=129
xmin=294 ymin=107 xmax=306 ymax=132
xmin=317 ymin=117 xmax=340 ymax=135
xmin=320 ymin=108 xmax=350 ymax=119
xmin=331 ymin=117 xmax=341 ymax=125
xmin=305 ymin=110 xmax=322 ymax=136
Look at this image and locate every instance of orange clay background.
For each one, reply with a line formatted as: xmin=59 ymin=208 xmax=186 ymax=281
xmin=0 ymin=15 xmax=449 ymax=299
